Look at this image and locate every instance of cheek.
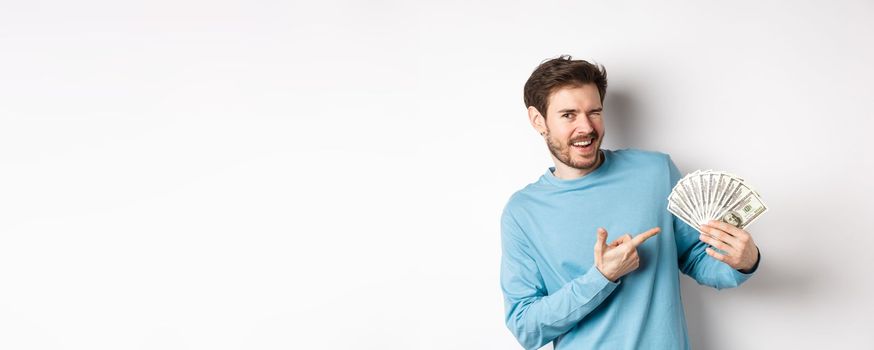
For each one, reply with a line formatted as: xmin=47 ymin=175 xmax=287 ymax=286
xmin=595 ymin=123 xmax=606 ymax=137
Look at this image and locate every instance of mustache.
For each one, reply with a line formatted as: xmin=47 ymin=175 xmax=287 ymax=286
xmin=569 ymin=132 xmax=599 ymax=144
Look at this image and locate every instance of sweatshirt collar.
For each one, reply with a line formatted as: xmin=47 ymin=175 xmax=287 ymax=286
xmin=541 ymin=149 xmax=613 ymax=188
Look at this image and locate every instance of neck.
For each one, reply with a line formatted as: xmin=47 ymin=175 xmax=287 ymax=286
xmin=551 ymin=150 xmax=604 ymax=180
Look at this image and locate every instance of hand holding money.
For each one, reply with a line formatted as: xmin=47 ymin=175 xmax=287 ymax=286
xmin=699 ymin=220 xmax=760 ymax=272
xmin=667 ymin=169 xmax=765 ymax=272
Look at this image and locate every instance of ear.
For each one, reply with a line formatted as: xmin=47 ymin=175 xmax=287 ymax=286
xmin=528 ymin=106 xmax=547 ymax=136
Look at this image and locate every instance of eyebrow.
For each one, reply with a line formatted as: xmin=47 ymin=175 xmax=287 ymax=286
xmin=556 ymin=107 xmax=603 ymax=114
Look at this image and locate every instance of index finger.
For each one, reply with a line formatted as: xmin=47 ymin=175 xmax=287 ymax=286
xmin=705 ymin=220 xmax=747 ymax=238
xmin=631 ymin=227 xmax=661 ymax=247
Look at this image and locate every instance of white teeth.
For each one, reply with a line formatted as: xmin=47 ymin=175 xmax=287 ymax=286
xmin=573 ymin=140 xmax=592 ymax=146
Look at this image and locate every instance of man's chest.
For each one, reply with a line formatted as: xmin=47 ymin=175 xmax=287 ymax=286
xmin=523 ymin=185 xmax=666 ymax=287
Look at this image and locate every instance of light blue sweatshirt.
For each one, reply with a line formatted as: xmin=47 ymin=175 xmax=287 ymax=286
xmin=500 ymin=149 xmax=756 ymax=349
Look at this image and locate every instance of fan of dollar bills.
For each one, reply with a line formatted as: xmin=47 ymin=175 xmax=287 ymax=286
xmin=667 ymin=170 xmax=768 ymax=233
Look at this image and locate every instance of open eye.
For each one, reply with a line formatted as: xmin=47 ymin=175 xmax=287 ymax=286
xmin=561 ymin=113 xmax=571 ymax=118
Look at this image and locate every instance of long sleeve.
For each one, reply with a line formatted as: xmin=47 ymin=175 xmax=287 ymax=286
xmin=666 ymin=156 xmax=757 ymax=289
xmin=500 ymin=211 xmax=619 ymax=350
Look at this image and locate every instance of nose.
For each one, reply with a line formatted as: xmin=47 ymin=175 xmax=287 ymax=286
xmin=573 ymin=115 xmax=595 ymax=135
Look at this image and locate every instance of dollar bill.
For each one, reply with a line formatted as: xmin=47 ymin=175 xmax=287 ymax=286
xmin=713 ymin=181 xmax=768 ymax=229
xmin=667 ymin=169 xmax=766 ymax=231
xmin=668 ymin=197 xmax=701 ymax=232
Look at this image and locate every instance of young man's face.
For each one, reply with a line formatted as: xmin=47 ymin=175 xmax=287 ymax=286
xmin=535 ymin=83 xmax=605 ymax=172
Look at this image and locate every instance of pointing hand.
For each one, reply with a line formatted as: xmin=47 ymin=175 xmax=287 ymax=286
xmin=594 ymin=227 xmax=661 ymax=282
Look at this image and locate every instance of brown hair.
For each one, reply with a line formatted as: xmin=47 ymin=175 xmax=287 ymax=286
xmin=523 ymin=55 xmax=607 ymax=118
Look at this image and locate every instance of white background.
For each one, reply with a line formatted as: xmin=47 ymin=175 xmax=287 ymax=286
xmin=1 ymin=0 xmax=872 ymax=349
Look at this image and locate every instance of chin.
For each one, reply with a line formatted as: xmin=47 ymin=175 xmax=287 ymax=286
xmin=573 ymin=149 xmax=600 ymax=169
xmin=573 ymin=160 xmax=597 ymax=170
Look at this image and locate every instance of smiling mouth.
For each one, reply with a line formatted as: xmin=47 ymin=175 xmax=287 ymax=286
xmin=570 ymin=138 xmax=595 ymax=152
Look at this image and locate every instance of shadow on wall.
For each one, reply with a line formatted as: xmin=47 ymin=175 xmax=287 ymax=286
xmin=679 ymin=174 xmax=822 ymax=349
xmin=604 ymin=88 xmax=822 ymax=349
xmin=602 ymin=89 xmax=644 ymax=150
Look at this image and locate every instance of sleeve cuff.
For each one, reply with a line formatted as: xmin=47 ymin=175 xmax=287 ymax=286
xmin=736 ymin=249 xmax=761 ymax=275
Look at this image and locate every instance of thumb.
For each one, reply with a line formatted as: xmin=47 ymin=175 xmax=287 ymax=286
xmin=594 ymin=227 xmax=608 ymax=256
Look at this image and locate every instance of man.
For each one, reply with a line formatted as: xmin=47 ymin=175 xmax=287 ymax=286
xmin=500 ymin=56 xmax=761 ymax=349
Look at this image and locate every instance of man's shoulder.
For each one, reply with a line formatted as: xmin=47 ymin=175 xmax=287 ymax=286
xmin=500 ymin=172 xmax=552 ymax=225
xmin=611 ymin=148 xmax=672 ymax=165
xmin=502 ymin=183 xmax=539 ymax=214
xmin=608 ymin=148 xmax=675 ymax=181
